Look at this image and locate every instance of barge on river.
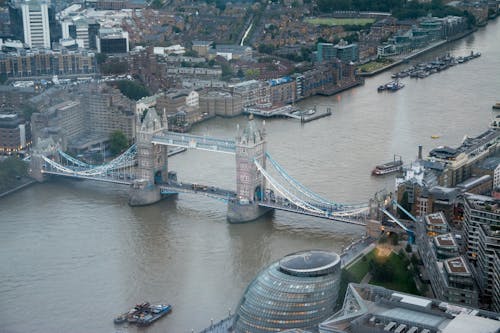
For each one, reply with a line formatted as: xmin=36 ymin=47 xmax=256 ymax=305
xmin=114 ymin=302 xmax=172 ymax=326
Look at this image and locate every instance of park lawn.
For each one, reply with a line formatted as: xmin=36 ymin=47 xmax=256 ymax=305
xmin=370 ymin=251 xmax=420 ymax=295
xmin=305 ymin=17 xmax=375 ymax=26
xmin=357 ymin=59 xmax=394 ymax=73
xmin=345 ymin=249 xmax=376 ymax=282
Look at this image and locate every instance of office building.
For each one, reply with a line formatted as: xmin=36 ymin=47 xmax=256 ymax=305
xmin=477 ymin=222 xmax=500 ymax=307
xmin=463 ymin=194 xmax=500 ymax=261
xmin=234 ymin=250 xmax=342 ymax=333
xmin=0 ymin=113 xmax=31 ymax=154
xmin=417 ymin=213 xmax=479 ymax=307
xmin=96 ymin=28 xmax=128 ymax=53
xmin=20 ymin=0 xmax=51 ymax=49
xmin=320 ymin=283 xmax=500 ymax=333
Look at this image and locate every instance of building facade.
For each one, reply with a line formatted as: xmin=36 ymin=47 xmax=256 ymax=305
xmin=21 ymin=0 xmax=51 ymax=49
xmin=0 ymin=113 xmax=31 ymax=154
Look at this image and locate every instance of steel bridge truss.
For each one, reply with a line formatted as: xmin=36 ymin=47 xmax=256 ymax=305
xmin=254 ymin=156 xmax=369 ymax=226
xmin=39 ymin=144 xmax=137 ymax=182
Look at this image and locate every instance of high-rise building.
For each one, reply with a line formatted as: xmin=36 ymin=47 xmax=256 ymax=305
xmin=96 ymin=28 xmax=129 ymax=54
xmin=21 ymin=0 xmax=51 ymax=49
xmin=463 ymin=194 xmax=500 ymax=260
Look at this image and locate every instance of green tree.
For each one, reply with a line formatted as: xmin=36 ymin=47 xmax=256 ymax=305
xmin=113 ymin=80 xmax=150 ymax=101
xmin=405 ymin=243 xmax=412 ymax=253
xmin=220 ymin=62 xmax=234 ymax=81
xmin=150 ymin=0 xmax=163 ymax=9
xmin=109 ymin=130 xmax=129 ymax=155
xmin=0 ymin=157 xmax=28 ymax=192
xmin=258 ymin=43 xmax=275 ymax=54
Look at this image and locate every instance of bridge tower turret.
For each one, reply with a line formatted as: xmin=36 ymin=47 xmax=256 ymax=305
xmin=227 ymin=115 xmax=273 ymax=223
xmin=128 ymin=108 xmax=169 ymax=206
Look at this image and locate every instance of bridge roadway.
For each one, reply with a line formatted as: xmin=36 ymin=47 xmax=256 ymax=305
xmin=159 ymin=182 xmax=237 ymax=201
xmin=152 ymin=132 xmax=236 ymax=154
xmin=258 ymin=200 xmax=367 ymax=226
xmin=41 ymin=170 xmax=134 ymax=185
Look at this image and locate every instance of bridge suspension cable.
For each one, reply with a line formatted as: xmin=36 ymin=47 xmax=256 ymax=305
xmin=255 ymin=159 xmax=326 ymax=215
xmin=265 ymin=152 xmax=368 ymax=209
xmin=41 ymin=144 xmax=137 ymax=177
xmin=57 ymin=150 xmax=94 ymax=168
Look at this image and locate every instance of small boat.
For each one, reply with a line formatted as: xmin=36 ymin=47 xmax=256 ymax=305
xmin=492 ymin=103 xmax=500 ymax=110
xmin=431 ymin=135 xmax=440 ymax=139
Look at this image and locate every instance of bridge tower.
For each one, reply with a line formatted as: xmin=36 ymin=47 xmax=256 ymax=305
xmin=30 ymin=136 xmax=61 ymax=182
xmin=227 ymin=115 xmax=273 ymax=223
xmin=129 ymin=108 xmax=169 ymax=206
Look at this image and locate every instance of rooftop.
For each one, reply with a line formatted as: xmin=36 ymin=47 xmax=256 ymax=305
xmin=434 ymin=233 xmax=457 ymax=247
xmin=278 ymin=250 xmax=340 ymax=277
xmin=425 ymin=212 xmax=448 ymax=227
xmin=320 ymin=283 xmax=500 ymax=333
xmin=444 ymin=257 xmax=470 ymax=275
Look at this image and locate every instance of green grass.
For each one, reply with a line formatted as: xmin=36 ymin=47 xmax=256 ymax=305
xmin=305 ymin=17 xmax=375 ymax=26
xmin=370 ymin=251 xmax=420 ymax=295
xmin=357 ymin=59 xmax=394 ymax=73
xmin=337 ymin=248 xmax=420 ymax=309
xmin=346 ymin=249 xmax=375 ymax=282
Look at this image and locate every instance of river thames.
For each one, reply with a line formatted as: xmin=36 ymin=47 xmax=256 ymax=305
xmin=1 ymin=19 xmax=499 ymax=333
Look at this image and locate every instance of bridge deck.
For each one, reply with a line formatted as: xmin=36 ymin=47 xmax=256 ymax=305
xmin=258 ymin=201 xmax=367 ymax=226
xmin=152 ymin=132 xmax=236 ymax=154
xmin=42 ymin=170 xmax=133 ymax=185
xmin=159 ymin=182 xmax=236 ymax=201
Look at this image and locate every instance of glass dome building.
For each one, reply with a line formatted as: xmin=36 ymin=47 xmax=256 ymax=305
xmin=233 ymin=250 xmax=342 ymax=333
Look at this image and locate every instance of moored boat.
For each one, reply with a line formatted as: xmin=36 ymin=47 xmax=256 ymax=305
xmin=492 ymin=102 xmax=500 ymax=109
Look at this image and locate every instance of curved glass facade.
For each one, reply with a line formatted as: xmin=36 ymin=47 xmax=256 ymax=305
xmin=234 ymin=250 xmax=341 ymax=333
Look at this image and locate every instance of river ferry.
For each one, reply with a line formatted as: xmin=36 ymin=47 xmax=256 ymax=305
xmin=372 ymin=156 xmax=403 ymax=176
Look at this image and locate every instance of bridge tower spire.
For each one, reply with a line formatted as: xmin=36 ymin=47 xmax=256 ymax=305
xmin=129 ymin=108 xmax=169 ymax=206
xmin=227 ymin=115 xmax=273 ymax=222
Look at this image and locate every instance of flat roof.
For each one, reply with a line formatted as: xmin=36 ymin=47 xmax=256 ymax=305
xmin=392 ymin=293 xmax=433 ymax=308
xmin=434 ymin=234 xmax=457 ymax=247
xmin=425 ymin=212 xmax=448 ymax=226
xmin=441 ymin=313 xmax=500 ymax=333
xmin=444 ymin=257 xmax=470 ymax=275
xmin=379 ymin=307 xmax=444 ymax=328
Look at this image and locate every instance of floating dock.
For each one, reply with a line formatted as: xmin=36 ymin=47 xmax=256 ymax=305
xmin=244 ymin=104 xmax=332 ymax=123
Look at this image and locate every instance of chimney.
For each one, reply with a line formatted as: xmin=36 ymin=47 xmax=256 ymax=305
xmin=418 ymin=145 xmax=423 ymax=160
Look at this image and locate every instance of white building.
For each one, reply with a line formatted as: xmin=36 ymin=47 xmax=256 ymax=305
xmin=21 ymin=0 xmax=51 ymax=49
xmin=185 ymin=91 xmax=199 ymax=108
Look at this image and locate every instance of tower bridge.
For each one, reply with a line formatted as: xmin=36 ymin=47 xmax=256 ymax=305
xmin=30 ymin=108 xmax=372 ymax=225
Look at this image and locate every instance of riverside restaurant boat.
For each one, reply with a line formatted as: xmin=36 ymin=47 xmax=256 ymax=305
xmin=372 ymin=156 xmax=403 ymax=176
xmin=114 ymin=302 xmax=172 ymax=326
